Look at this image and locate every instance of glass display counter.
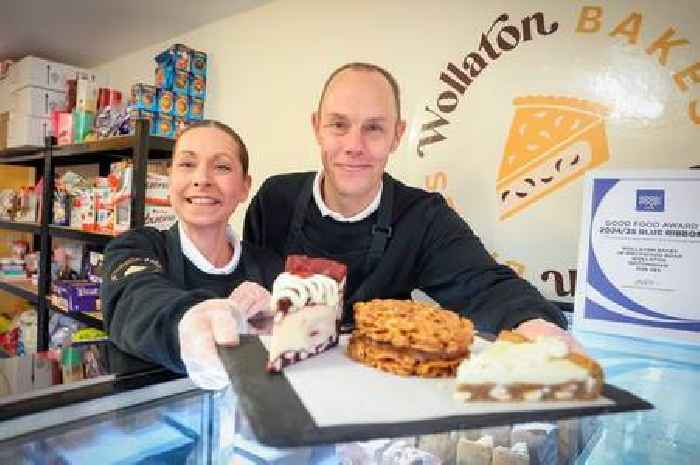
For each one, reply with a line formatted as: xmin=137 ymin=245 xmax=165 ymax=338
xmin=0 ymin=329 xmax=697 ymax=465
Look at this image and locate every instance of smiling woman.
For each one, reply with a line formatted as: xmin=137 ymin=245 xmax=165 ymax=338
xmin=100 ymin=120 xmax=283 ymax=390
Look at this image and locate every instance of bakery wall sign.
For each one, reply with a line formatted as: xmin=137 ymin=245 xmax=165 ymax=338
xmin=411 ymin=4 xmax=700 ymax=302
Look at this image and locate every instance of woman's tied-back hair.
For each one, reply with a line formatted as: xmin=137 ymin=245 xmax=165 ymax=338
xmin=174 ymin=119 xmax=249 ymax=175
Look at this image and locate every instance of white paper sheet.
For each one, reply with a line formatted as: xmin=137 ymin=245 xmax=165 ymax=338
xmin=260 ymin=336 xmax=613 ymax=427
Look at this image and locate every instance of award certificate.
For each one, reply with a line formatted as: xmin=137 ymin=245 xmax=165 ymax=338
xmin=575 ymin=170 xmax=700 ymax=344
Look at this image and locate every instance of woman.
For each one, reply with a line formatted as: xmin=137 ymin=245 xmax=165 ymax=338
xmin=102 ymin=120 xmax=281 ymax=389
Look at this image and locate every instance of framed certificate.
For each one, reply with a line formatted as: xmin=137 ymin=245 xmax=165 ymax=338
xmin=575 ymin=170 xmax=700 ymax=344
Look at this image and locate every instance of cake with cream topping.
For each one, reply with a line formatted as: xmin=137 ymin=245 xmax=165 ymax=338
xmin=455 ymin=331 xmax=603 ymax=401
xmin=266 ymin=255 xmax=347 ymax=372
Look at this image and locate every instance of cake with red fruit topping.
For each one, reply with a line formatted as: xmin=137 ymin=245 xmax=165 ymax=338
xmin=267 ymin=255 xmax=347 ymax=372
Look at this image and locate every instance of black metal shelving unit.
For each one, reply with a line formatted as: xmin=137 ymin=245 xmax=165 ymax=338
xmin=0 ymin=120 xmax=173 ymax=350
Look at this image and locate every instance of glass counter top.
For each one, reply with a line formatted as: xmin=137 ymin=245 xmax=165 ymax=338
xmin=0 ymin=330 xmax=697 ymax=465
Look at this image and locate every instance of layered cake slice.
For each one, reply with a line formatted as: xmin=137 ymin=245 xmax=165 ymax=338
xmin=455 ymin=331 xmax=603 ymax=401
xmin=267 ymin=255 xmax=347 ymax=372
xmin=348 ymin=299 xmax=474 ymax=377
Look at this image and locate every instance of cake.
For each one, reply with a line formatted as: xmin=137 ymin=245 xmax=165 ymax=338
xmin=497 ymin=96 xmax=610 ymax=220
xmin=347 ymin=299 xmax=474 ymax=377
xmin=266 ymin=255 xmax=347 ymax=372
xmin=455 ymin=331 xmax=603 ymax=401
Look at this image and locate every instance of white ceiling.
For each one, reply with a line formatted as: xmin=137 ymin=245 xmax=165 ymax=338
xmin=0 ymin=0 xmax=270 ymax=68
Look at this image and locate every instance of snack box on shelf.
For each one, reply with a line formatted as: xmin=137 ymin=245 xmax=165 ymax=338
xmin=173 ymin=70 xmax=189 ymax=95
xmin=189 ymin=97 xmax=204 ymax=121
xmin=190 ymin=50 xmax=207 ymax=76
xmin=128 ymin=109 xmax=157 ymax=135
xmin=157 ymin=89 xmax=174 ymax=115
xmin=130 ymin=84 xmax=157 ymax=112
xmin=53 ymin=280 xmax=99 ymax=312
xmin=173 ymin=94 xmax=188 ymax=118
xmin=155 ymin=113 xmax=174 ymax=138
xmin=189 ymin=74 xmax=206 ymax=99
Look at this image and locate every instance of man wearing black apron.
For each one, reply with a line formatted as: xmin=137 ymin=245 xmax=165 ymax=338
xmin=244 ymin=62 xmax=575 ymax=345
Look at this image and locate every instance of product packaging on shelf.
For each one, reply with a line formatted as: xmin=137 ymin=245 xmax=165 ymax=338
xmin=190 ymin=50 xmax=207 ymax=76
xmin=173 ymin=70 xmax=189 ymax=95
xmin=76 ymin=73 xmax=98 ymax=113
xmin=53 ymin=189 xmax=70 ymax=225
xmin=189 ymin=74 xmax=206 ymax=99
xmin=157 ymin=89 xmax=174 ymax=115
xmin=130 ymin=84 xmax=157 ymax=112
xmin=173 ymin=94 xmax=189 ymax=118
xmin=53 ymin=280 xmax=99 ymax=312
xmin=14 ymin=186 xmax=38 ymax=223
xmin=155 ymin=113 xmax=174 ymax=138
xmin=54 ymin=111 xmax=73 ymax=145
xmin=188 ymin=97 xmax=204 ymax=120
xmin=72 ymin=110 xmax=95 ymax=143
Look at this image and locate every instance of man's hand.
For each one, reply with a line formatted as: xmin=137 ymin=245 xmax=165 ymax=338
xmin=178 ymin=282 xmax=272 ymax=390
xmin=514 ymin=318 xmax=585 ymax=354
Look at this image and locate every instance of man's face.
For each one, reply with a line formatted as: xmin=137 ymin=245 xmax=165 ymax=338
xmin=312 ymin=69 xmax=406 ymax=204
xmin=169 ymin=127 xmax=250 ymax=232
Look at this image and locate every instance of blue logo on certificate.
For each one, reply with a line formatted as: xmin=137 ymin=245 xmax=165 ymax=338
xmin=636 ymin=189 xmax=665 ymax=212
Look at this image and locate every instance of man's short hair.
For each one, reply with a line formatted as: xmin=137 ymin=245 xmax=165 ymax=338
xmin=317 ymin=62 xmax=402 ymax=120
xmin=174 ymin=119 xmax=249 ymax=175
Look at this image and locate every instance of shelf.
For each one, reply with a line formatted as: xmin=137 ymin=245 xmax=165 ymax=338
xmin=0 ymin=146 xmax=45 ymax=165
xmin=0 ymin=135 xmax=174 ymax=166
xmin=49 ymin=301 xmax=104 ymax=329
xmin=0 ymin=278 xmax=39 ymax=303
xmin=0 ymin=221 xmax=40 ymax=233
xmin=49 ymin=225 xmax=117 ymax=245
xmin=51 ymin=135 xmax=174 ymax=165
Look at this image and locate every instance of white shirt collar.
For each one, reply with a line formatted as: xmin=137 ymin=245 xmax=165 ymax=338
xmin=178 ymin=222 xmax=242 ymax=275
xmin=312 ymin=171 xmax=382 ymax=223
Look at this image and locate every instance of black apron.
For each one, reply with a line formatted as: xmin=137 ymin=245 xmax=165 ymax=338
xmin=283 ymin=174 xmax=394 ymax=329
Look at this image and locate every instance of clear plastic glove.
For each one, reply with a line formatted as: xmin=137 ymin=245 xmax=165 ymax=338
xmin=229 ymin=281 xmax=273 ymax=323
xmin=514 ymin=318 xmax=586 ymax=354
xmin=178 ymin=282 xmax=272 ymax=390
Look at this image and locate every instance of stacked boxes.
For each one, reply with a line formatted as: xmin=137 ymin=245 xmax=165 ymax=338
xmin=0 ymin=56 xmax=104 ymax=147
xmin=129 ymin=44 xmax=207 ymax=139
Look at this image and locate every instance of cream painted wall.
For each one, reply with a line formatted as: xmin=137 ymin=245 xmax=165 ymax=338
xmin=95 ymin=0 xmax=700 ymax=301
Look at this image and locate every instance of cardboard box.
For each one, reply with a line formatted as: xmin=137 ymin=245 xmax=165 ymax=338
xmin=5 ymin=56 xmax=81 ymax=93
xmin=6 ymin=112 xmax=50 ymax=148
xmin=10 ymin=87 xmax=66 ymax=118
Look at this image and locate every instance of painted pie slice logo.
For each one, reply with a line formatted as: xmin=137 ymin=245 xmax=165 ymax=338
xmin=497 ymin=96 xmax=610 ymax=220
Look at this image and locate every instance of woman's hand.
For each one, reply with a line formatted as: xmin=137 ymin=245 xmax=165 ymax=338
xmin=514 ymin=318 xmax=586 ymax=354
xmin=178 ymin=282 xmax=272 ymax=390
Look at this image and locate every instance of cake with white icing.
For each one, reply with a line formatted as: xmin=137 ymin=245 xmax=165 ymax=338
xmin=455 ymin=331 xmax=603 ymax=401
xmin=267 ymin=255 xmax=347 ymax=372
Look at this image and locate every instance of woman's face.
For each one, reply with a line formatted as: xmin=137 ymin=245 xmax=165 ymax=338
xmin=169 ymin=127 xmax=250 ymax=232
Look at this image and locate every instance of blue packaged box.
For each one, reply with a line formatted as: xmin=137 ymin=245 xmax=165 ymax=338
xmin=189 ymin=74 xmax=206 ymax=99
xmin=155 ymin=43 xmax=191 ymax=72
xmin=188 ymin=97 xmax=204 ymax=121
xmin=129 ymin=108 xmax=157 ymax=135
xmin=155 ymin=113 xmax=175 ymax=138
xmin=157 ymin=89 xmax=174 ymax=115
xmin=173 ymin=70 xmax=189 ymax=95
xmin=155 ymin=63 xmax=174 ymax=90
xmin=131 ymin=84 xmax=157 ymax=111
xmin=174 ymin=94 xmax=189 ymax=118
xmin=190 ymin=50 xmax=207 ymax=76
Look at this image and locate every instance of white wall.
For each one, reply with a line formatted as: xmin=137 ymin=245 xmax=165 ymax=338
xmin=95 ymin=0 xmax=700 ymax=301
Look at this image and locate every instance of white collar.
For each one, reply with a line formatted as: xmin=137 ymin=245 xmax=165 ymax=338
xmin=178 ymin=222 xmax=242 ymax=275
xmin=312 ymin=171 xmax=382 ymax=223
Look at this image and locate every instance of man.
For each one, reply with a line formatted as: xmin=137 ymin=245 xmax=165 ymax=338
xmin=245 ymin=62 xmax=574 ymax=342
